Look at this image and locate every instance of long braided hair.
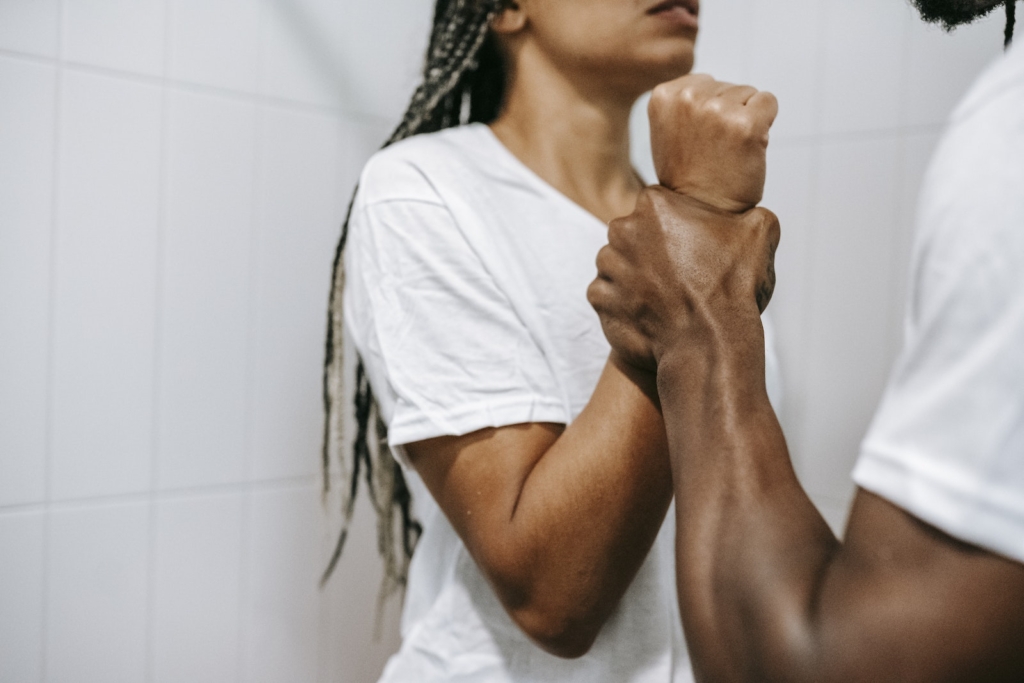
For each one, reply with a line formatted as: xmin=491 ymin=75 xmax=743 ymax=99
xmin=321 ymin=0 xmax=511 ymax=601
xmin=1006 ymin=0 xmax=1016 ymax=48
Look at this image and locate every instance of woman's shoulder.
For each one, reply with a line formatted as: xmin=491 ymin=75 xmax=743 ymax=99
xmin=356 ymin=124 xmax=489 ymax=207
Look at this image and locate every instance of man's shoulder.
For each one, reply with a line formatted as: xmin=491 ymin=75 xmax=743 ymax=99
xmin=951 ymin=39 xmax=1024 ymax=124
xmin=919 ymin=49 xmax=1024 ymax=259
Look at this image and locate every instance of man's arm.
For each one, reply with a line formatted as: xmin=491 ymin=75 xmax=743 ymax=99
xmin=405 ymin=354 xmax=672 ymax=659
xmin=589 ymin=187 xmax=1024 ymax=682
xmin=659 ymin=325 xmax=1024 ymax=683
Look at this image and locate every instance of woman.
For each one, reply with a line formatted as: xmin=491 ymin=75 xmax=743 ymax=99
xmin=322 ymin=0 xmax=781 ymax=680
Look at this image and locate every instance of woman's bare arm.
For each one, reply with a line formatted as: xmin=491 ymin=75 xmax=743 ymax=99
xmin=405 ymin=353 xmax=672 ymax=658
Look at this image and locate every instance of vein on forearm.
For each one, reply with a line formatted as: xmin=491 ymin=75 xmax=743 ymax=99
xmin=658 ymin=336 xmax=840 ymax=683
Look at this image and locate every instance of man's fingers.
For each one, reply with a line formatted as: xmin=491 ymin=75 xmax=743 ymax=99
xmin=586 ymin=276 xmax=617 ymax=314
xmin=746 ymin=207 xmax=781 ymax=313
xmin=750 ymin=207 xmax=781 ymax=253
xmin=607 ymin=215 xmax=642 ymax=255
xmin=594 ymin=244 xmax=621 ymax=282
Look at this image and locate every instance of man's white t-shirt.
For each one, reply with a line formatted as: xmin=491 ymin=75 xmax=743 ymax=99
xmin=344 ymin=123 xmax=782 ymax=682
xmin=853 ymin=39 xmax=1024 ymax=564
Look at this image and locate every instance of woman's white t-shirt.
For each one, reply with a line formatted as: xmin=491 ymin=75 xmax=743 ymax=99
xmin=344 ymin=123 xmax=782 ymax=683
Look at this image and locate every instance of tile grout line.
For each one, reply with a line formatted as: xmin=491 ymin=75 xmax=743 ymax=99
xmin=38 ymin=0 xmax=67 ymax=679
xmin=143 ymin=0 xmax=174 ymax=681
xmin=0 ymin=46 xmax=394 ymax=128
xmin=0 ymin=474 xmax=339 ymax=516
xmin=236 ymin=3 xmax=270 ymax=681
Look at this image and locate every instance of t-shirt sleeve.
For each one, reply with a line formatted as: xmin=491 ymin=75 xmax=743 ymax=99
xmin=852 ymin=77 xmax=1024 ymax=563
xmin=344 ymin=193 xmax=567 ymax=448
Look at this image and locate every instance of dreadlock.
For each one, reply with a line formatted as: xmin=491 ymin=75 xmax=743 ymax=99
xmin=1007 ymin=0 xmax=1016 ymax=48
xmin=320 ymin=0 xmax=511 ymax=603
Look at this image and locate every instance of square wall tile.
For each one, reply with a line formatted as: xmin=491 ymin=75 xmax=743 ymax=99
xmin=902 ymin=9 xmax=1004 ymax=128
xmin=168 ymin=0 xmax=261 ymax=93
xmin=819 ymin=0 xmax=909 ymax=134
xmin=0 ymin=511 xmax=45 ymax=683
xmin=158 ymin=90 xmax=255 ymax=490
xmin=63 ymin=0 xmax=166 ymax=76
xmin=0 ymin=58 xmax=55 ymax=506
xmin=51 ymin=71 xmax=161 ymax=500
xmin=248 ymin=107 xmax=341 ymax=482
xmin=796 ymin=136 xmax=902 ymax=500
xmin=0 ymin=0 xmax=59 ymax=57
xmin=747 ymin=0 xmax=823 ymax=140
xmin=152 ymin=492 xmax=243 ymax=683
xmin=46 ymin=501 xmax=150 ymax=683
xmin=244 ymin=485 xmax=322 ymax=683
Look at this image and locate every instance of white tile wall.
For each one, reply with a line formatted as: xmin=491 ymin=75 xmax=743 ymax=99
xmin=152 ymin=492 xmax=244 ymax=683
xmin=693 ymin=0 xmax=750 ymax=83
xmin=46 ymin=501 xmax=150 ymax=683
xmin=258 ymin=0 xmax=348 ymax=109
xmin=761 ymin=142 xmax=816 ymax=432
xmin=63 ymin=0 xmax=166 ymax=75
xmin=319 ymin=490 xmax=404 ymax=683
xmin=0 ymin=0 xmax=59 ymax=57
xmin=797 ymin=136 xmax=903 ymax=501
xmin=244 ymin=485 xmax=322 ymax=683
xmin=168 ymin=0 xmax=262 ymax=93
xmin=0 ymin=57 xmax=55 ymax=506
xmin=746 ymin=0 xmax=823 ymax=140
xmin=248 ymin=107 xmax=339 ymax=483
xmin=158 ymin=90 xmax=255 ymax=490
xmin=0 ymin=1 xmax=1010 ymax=682
xmin=819 ymin=0 xmax=910 ymax=135
xmin=51 ymin=70 xmax=162 ymax=501
xmin=333 ymin=0 xmax=434 ymax=120
xmin=0 ymin=511 xmax=45 ymax=682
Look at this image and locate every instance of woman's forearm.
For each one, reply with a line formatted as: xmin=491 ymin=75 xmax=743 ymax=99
xmin=409 ymin=352 xmax=674 ymax=658
xmin=502 ymin=354 xmax=674 ymax=655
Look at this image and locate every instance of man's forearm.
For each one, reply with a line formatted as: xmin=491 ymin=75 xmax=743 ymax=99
xmin=656 ymin=327 xmax=839 ymax=682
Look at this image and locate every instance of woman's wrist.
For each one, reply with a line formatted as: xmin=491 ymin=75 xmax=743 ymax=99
xmin=609 ymin=349 xmax=662 ymax=409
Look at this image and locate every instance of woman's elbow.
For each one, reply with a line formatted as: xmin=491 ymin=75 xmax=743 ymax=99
xmin=512 ymin=604 xmax=602 ymax=659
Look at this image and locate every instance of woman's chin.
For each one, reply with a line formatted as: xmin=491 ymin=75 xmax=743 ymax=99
xmin=635 ymin=53 xmax=695 ymax=90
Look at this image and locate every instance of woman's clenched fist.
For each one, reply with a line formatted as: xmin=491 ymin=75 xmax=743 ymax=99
xmin=649 ymin=74 xmax=778 ymax=214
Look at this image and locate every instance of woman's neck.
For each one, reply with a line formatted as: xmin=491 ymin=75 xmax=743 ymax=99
xmin=489 ymin=43 xmax=642 ymax=224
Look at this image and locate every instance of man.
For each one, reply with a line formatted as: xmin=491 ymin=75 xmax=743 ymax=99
xmin=587 ymin=0 xmax=1024 ymax=680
